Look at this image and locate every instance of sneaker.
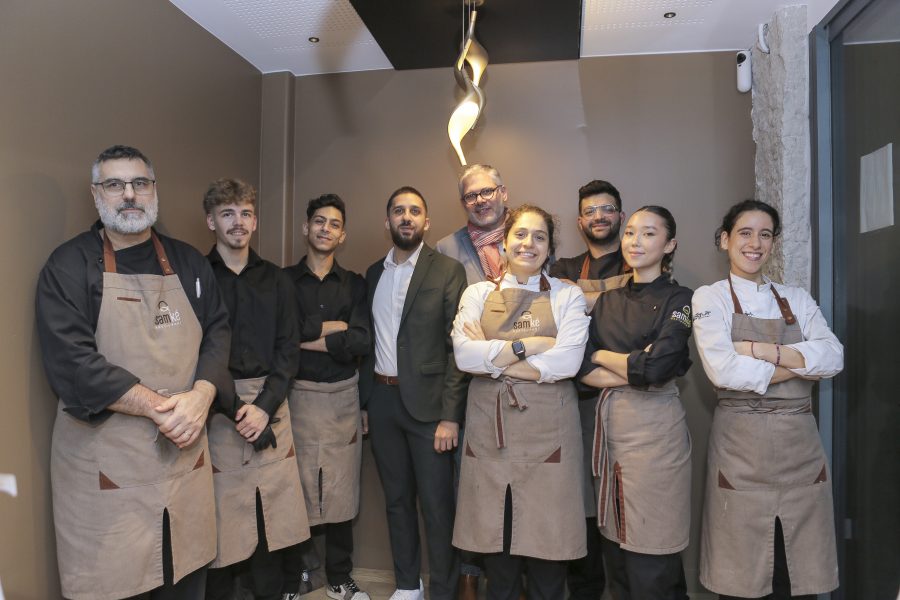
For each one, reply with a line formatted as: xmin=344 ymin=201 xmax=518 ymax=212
xmin=283 ymin=594 xmax=300 ymax=600
xmin=387 ymin=579 xmax=424 ymax=600
xmin=327 ymin=578 xmax=372 ymax=600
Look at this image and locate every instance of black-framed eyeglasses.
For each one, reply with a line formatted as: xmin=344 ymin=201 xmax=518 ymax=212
xmin=92 ymin=178 xmax=156 ymax=197
xmin=581 ymin=204 xmax=619 ymax=218
xmin=462 ymin=185 xmax=501 ymax=206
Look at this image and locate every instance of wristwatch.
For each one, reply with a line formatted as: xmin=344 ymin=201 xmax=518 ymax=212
xmin=511 ymin=340 xmax=526 ymax=361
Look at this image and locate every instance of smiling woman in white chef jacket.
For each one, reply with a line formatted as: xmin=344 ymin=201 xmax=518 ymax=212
xmin=692 ymin=199 xmax=844 ymax=600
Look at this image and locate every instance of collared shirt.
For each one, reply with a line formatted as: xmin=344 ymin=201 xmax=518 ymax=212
xmin=692 ymin=274 xmax=844 ymax=395
xmin=452 ymin=272 xmax=589 ymax=383
xmin=578 ymin=274 xmax=693 ymax=388
xmin=283 ymin=257 xmax=370 ymax=383
xmin=549 ymin=247 xmax=626 ymax=281
xmin=207 ymin=247 xmax=299 ymax=417
xmin=372 ymin=242 xmax=424 ymax=376
xmin=36 ymin=221 xmax=232 ymax=422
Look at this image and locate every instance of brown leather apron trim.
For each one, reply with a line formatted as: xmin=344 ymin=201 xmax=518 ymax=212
xmin=286 ymin=444 xmax=296 ymax=458
xmin=116 ymin=296 xmax=141 ymax=302
xmin=718 ymin=470 xmax=736 ymax=490
xmin=728 ymin=275 xmax=797 ymax=325
xmin=349 ymin=431 xmax=358 ymax=444
xmin=465 ymin=442 xmax=477 ymax=457
xmin=192 ymin=451 xmax=205 ymax=470
xmin=813 ymin=464 xmax=828 ymax=484
xmin=98 ymin=471 xmax=120 ymax=490
xmin=212 ymin=464 xmax=221 ymax=474
xmin=495 ymin=393 xmax=506 ymax=448
xmin=578 ymin=254 xmax=631 ymax=281
xmin=102 ymin=229 xmax=175 ymax=276
xmin=544 ymin=447 xmax=562 ymax=463
xmin=613 ymin=462 xmax=626 ymax=543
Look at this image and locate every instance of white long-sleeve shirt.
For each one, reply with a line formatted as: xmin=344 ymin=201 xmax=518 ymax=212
xmin=692 ymin=274 xmax=844 ymax=395
xmin=452 ymin=272 xmax=589 ymax=383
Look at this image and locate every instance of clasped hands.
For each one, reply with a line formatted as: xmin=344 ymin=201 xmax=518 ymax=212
xmin=149 ymin=380 xmax=216 ymax=449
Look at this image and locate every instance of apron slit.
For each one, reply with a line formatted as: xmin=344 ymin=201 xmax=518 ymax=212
xmin=318 ymin=467 xmax=324 ymax=517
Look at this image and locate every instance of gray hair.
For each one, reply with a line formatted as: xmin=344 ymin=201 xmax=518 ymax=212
xmin=91 ymin=145 xmax=155 ymax=182
xmin=458 ymin=164 xmax=503 ymax=197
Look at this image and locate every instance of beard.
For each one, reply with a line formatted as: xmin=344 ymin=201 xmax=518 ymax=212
xmin=95 ymin=197 xmax=158 ymax=234
xmin=224 ymin=228 xmax=251 ymax=249
xmin=390 ymin=222 xmax=425 ymax=251
xmin=582 ymin=216 xmax=621 ymax=244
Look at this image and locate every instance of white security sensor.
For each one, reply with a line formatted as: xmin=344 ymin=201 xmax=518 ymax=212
xmin=736 ymin=50 xmax=752 ymax=93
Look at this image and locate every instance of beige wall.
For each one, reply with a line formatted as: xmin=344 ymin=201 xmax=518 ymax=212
xmin=288 ymin=53 xmax=754 ymax=592
xmin=0 ymin=1 xmax=261 ymax=597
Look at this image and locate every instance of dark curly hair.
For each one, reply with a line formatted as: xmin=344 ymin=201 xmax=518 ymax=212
xmin=715 ymin=199 xmax=781 ymax=248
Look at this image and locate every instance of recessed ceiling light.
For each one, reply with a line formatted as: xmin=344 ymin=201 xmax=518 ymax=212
xmin=308 ymin=36 xmax=320 ymax=43
xmin=664 ymin=12 xmax=676 ymax=18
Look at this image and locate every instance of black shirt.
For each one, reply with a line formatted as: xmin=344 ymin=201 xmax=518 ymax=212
xmin=549 ymin=248 xmax=627 ymax=281
xmin=284 ymin=257 xmax=370 ymax=383
xmin=579 ymin=274 xmax=693 ymax=388
xmin=36 ymin=222 xmax=232 ymax=422
xmin=208 ymin=247 xmax=300 ymax=417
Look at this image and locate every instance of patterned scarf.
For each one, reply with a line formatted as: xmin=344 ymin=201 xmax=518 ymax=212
xmin=468 ymin=220 xmax=505 ymax=280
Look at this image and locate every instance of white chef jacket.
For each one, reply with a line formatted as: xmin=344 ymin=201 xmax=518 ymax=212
xmin=373 ymin=242 xmax=424 ymax=377
xmin=692 ymin=273 xmax=844 ymax=396
xmin=452 ymin=272 xmax=589 ymax=383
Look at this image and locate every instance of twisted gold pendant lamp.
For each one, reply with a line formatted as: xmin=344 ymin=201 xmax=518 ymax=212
xmin=448 ymin=0 xmax=488 ymax=165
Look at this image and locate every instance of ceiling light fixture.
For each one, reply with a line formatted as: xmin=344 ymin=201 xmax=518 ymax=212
xmin=448 ymin=0 xmax=488 ymax=166
xmin=663 ymin=12 xmax=676 ymax=19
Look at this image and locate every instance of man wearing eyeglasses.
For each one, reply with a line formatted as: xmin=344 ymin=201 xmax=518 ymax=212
xmin=36 ymin=145 xmax=231 ymax=599
xmin=548 ymin=179 xmax=629 ymax=600
xmin=435 ymin=164 xmax=508 ymax=600
xmin=436 ymin=164 xmax=509 ymax=286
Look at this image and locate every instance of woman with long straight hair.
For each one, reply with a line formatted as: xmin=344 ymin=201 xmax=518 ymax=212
xmin=579 ymin=205 xmax=694 ymax=599
xmin=693 ymin=200 xmax=843 ymax=599
xmin=452 ymin=204 xmax=589 ymax=600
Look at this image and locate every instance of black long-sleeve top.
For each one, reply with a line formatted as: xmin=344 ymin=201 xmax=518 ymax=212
xmin=207 ymin=247 xmax=300 ymax=417
xmin=579 ymin=274 xmax=693 ymax=388
xmin=549 ymin=248 xmax=626 ymax=281
xmin=35 ymin=222 xmax=232 ymax=422
xmin=284 ymin=257 xmax=370 ymax=383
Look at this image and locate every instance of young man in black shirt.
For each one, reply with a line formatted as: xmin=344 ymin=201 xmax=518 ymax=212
xmin=283 ymin=194 xmax=372 ymax=600
xmin=204 ymin=179 xmax=310 ymax=600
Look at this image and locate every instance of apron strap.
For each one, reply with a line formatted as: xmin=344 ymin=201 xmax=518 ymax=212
xmin=769 ymin=285 xmax=797 ymax=325
xmin=494 ymin=378 xmax=529 ymax=449
xmin=579 ymin=255 xmax=591 ymax=280
xmin=592 ymin=388 xmax=613 ymax=527
xmin=491 ymin=270 xmax=551 ymax=292
xmin=101 ymin=229 xmax=175 ymax=275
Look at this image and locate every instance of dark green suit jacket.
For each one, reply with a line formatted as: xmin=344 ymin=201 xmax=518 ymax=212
xmin=360 ymin=244 xmax=469 ymax=423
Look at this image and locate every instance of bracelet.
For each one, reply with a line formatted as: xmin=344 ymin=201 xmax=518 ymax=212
xmin=750 ymin=341 xmax=757 ymax=359
xmin=775 ymin=344 xmax=781 ymax=366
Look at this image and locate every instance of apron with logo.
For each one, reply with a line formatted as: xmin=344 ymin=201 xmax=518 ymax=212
xmin=50 ymin=231 xmax=216 ymax=600
xmin=208 ymin=377 xmax=310 ymax=568
xmin=575 ymin=254 xmax=633 ymax=518
xmin=288 ymin=372 xmax=363 ymax=526
xmin=699 ymin=278 xmax=838 ymax=597
xmin=453 ymin=276 xmax=586 ymax=561
xmin=591 ymin=379 xmax=692 ymax=554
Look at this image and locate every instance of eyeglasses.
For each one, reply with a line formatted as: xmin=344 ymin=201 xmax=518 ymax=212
xmin=93 ymin=178 xmax=156 ymax=197
xmin=581 ymin=204 xmax=619 ymax=218
xmin=462 ymin=185 xmax=501 ymax=206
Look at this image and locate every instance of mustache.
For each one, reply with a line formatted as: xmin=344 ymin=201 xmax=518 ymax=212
xmin=227 ymin=227 xmax=249 ymax=235
xmin=116 ymin=201 xmax=145 ymax=213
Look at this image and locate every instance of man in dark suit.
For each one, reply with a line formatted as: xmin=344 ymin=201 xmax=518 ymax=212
xmin=360 ymin=186 xmax=468 ymax=600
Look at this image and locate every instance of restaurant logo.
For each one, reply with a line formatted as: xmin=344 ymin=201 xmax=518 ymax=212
xmin=154 ymin=300 xmax=182 ymax=329
xmin=512 ymin=309 xmax=541 ymax=331
xmin=670 ymin=305 xmax=692 ymax=328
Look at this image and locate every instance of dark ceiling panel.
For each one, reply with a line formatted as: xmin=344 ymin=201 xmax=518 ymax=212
xmin=349 ymin=0 xmax=582 ymax=71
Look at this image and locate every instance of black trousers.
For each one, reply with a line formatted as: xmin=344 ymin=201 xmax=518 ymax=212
xmin=282 ymin=520 xmax=356 ymax=586
xmin=127 ymin=510 xmax=208 ymax=600
xmin=566 ymin=516 xmax=606 ymax=599
xmin=483 ymin=486 xmax=567 ymax=600
xmin=368 ymin=382 xmax=459 ymax=600
xmin=602 ymin=537 xmax=687 ymax=600
xmin=206 ymin=491 xmax=284 ymax=600
xmin=719 ymin=518 xmax=815 ymax=600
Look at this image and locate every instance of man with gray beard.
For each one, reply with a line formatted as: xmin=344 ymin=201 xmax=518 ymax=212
xmin=36 ymin=145 xmax=231 ymax=599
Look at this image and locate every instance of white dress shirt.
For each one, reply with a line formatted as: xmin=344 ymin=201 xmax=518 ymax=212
xmin=692 ymin=273 xmax=844 ymax=395
xmin=452 ymin=272 xmax=589 ymax=383
xmin=373 ymin=242 xmax=424 ymax=377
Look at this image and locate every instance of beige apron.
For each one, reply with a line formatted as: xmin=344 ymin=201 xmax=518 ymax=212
xmin=575 ymin=255 xmax=633 ymax=518
xmin=699 ymin=278 xmax=838 ymax=597
xmin=591 ymin=380 xmax=692 ymax=554
xmin=288 ymin=372 xmax=363 ymax=526
xmin=208 ymin=377 xmax=310 ymax=568
xmin=50 ymin=231 xmax=216 ymax=599
xmin=453 ymin=276 xmax=586 ymax=561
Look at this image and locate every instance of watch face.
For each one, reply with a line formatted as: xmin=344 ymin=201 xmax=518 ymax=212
xmin=512 ymin=340 xmax=525 ymax=357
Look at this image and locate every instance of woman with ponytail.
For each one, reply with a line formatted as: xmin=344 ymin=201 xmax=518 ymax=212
xmin=579 ymin=205 xmax=694 ymax=599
